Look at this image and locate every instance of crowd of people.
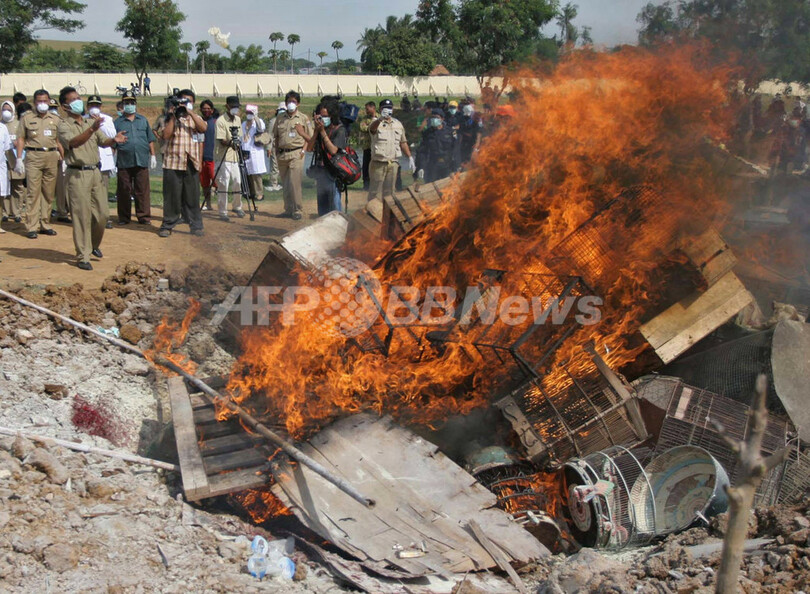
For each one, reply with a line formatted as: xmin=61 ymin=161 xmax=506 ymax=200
xmin=0 ymin=86 xmax=502 ymax=271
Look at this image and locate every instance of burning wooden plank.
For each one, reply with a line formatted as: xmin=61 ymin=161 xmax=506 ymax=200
xmin=269 ymin=414 xmax=549 ymax=577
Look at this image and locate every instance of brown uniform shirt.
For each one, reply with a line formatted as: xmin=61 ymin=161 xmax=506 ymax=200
xmin=18 ymin=112 xmax=61 ymax=150
xmin=273 ymin=110 xmax=312 ymax=158
xmin=57 ymin=117 xmax=109 ymax=167
xmin=370 ymin=118 xmax=407 ymax=162
xmin=5 ymin=117 xmax=24 ymax=180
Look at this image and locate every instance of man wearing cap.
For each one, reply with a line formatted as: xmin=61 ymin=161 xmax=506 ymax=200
xmin=1 ymin=100 xmax=23 ymax=224
xmin=272 ymin=91 xmax=312 ymax=220
xmin=14 ymin=89 xmax=64 ymax=239
xmin=159 ymin=88 xmax=206 ymax=237
xmin=57 ymin=86 xmax=127 ymax=270
xmin=48 ymin=97 xmax=73 ymax=224
xmin=114 ymin=90 xmax=156 ymax=225
xmin=367 ymin=99 xmax=414 ymax=212
xmin=215 ymin=96 xmax=244 ymax=220
xmin=416 ymin=109 xmax=454 ymax=183
xmin=241 ymin=104 xmax=268 ymax=204
xmin=86 ymin=96 xmax=117 ymax=211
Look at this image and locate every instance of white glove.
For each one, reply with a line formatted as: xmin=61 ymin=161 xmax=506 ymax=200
xmin=408 ymin=156 xmax=416 ymax=172
xmin=13 ymin=160 xmax=24 ymax=176
xmin=150 ymin=155 xmax=157 ymax=170
xmin=61 ymin=161 xmax=67 ymax=173
xmin=111 ymin=166 xmax=118 ymax=176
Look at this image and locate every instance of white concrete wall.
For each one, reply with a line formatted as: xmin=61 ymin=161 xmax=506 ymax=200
xmin=0 ymin=73 xmax=484 ymax=98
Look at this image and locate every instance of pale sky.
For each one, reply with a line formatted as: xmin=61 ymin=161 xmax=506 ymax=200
xmin=43 ymin=0 xmax=650 ymax=60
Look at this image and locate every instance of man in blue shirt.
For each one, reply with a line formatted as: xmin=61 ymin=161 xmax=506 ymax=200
xmin=199 ymin=99 xmax=219 ymax=211
xmin=114 ymin=91 xmax=157 ymax=224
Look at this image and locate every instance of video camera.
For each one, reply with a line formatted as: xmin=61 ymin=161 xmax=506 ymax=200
xmin=228 ymin=126 xmax=251 ymax=160
xmin=166 ymin=88 xmax=191 ymax=117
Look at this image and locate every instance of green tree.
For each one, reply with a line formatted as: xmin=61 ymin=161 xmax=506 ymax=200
xmin=637 ymin=0 xmax=810 ymax=82
xmin=229 ymin=44 xmax=265 ymax=73
xmin=277 ymin=49 xmax=290 ymax=72
xmin=116 ymin=0 xmax=185 ymax=87
xmin=82 ymin=42 xmax=129 ymax=72
xmin=179 ymin=41 xmax=192 ymax=72
xmin=455 ymin=0 xmax=558 ymax=79
xmin=317 ymin=50 xmax=328 ymax=70
xmin=580 ymin=25 xmax=593 ymax=46
xmin=331 ymin=40 xmax=343 ymax=72
xmin=0 ymin=0 xmax=86 ymax=73
xmin=357 ymin=15 xmax=437 ymax=76
xmin=195 ymin=39 xmax=209 ymax=73
xmin=269 ymin=31 xmax=284 ymax=71
xmin=287 ymin=33 xmax=300 ymax=73
xmin=357 ymin=26 xmax=383 ymax=68
xmin=556 ymin=2 xmax=579 ymax=46
xmin=19 ymin=45 xmax=81 ymax=72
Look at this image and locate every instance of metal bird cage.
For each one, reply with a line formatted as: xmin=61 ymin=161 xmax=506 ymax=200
xmin=562 ymin=446 xmax=656 ymax=550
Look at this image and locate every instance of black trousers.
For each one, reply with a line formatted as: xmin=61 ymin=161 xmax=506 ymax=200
xmin=362 ymin=149 xmax=371 ymax=190
xmin=162 ymin=163 xmax=202 ymax=231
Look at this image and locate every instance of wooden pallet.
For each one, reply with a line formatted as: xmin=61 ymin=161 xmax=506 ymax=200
xmin=168 ymin=375 xmax=272 ymax=501
xmin=380 ymin=176 xmax=459 ymax=241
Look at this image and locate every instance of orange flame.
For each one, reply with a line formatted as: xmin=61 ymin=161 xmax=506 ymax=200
xmin=224 ymin=45 xmax=737 ymax=439
xmin=145 ymin=297 xmax=202 ymax=375
xmin=231 ymin=486 xmax=292 ymax=524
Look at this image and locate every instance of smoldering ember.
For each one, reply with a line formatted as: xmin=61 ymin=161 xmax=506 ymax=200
xmin=2 ymin=43 xmax=810 ymax=594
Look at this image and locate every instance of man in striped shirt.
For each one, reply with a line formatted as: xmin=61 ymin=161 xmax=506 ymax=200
xmin=158 ymin=89 xmax=207 ymax=237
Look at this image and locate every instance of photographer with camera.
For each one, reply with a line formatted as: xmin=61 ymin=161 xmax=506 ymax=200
xmin=215 ymin=96 xmax=244 ymax=221
xmin=272 ymin=91 xmax=312 ymax=220
xmin=158 ymin=88 xmax=206 ymax=238
xmin=307 ymin=99 xmax=348 ymax=216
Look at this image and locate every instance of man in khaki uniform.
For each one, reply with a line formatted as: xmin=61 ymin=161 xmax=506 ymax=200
xmin=15 ymin=89 xmax=64 ymax=238
xmin=367 ymin=98 xmax=415 ymax=218
xmin=1 ymin=100 xmax=23 ymax=223
xmin=50 ymin=98 xmax=72 ymax=223
xmin=272 ymin=91 xmax=312 ymax=220
xmin=57 ymin=86 xmax=127 ymax=270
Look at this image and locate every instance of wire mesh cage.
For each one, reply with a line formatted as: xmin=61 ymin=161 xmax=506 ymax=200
xmin=563 ymin=446 xmax=656 ymax=550
xmin=636 ymin=375 xmax=793 ymax=506
xmin=777 ymin=443 xmax=810 ymax=505
xmin=498 ymin=358 xmax=647 ymax=464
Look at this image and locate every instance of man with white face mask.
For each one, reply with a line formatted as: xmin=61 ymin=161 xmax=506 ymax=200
xmin=1 ymin=100 xmax=23 ymax=224
xmin=272 ymin=90 xmax=312 ymax=220
xmin=86 ymin=96 xmax=117 ymax=212
xmin=215 ymin=95 xmax=244 ymax=220
xmin=15 ymin=89 xmax=64 ymax=238
xmin=367 ymin=98 xmax=414 ymax=218
xmin=241 ymin=104 xmax=268 ymax=204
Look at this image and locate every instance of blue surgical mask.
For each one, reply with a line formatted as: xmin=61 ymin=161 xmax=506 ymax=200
xmin=69 ymin=99 xmax=84 ymax=115
xmin=321 ymin=117 xmax=331 ymax=127
xmin=448 ymin=108 xmax=457 ymax=115
xmin=430 ymin=117 xmax=441 ymax=128
xmin=123 ymin=104 xmax=136 ymax=115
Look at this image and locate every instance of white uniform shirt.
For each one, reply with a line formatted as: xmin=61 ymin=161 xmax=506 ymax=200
xmin=96 ymin=114 xmax=116 ymax=172
xmin=0 ymin=123 xmax=10 ymax=196
xmin=241 ymin=117 xmax=267 ymax=176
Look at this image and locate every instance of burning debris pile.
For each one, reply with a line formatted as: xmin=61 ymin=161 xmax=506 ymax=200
xmin=146 ymin=45 xmax=810 ymax=590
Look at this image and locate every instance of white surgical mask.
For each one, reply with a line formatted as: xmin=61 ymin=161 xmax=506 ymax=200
xmin=1 ymin=110 xmax=13 ymax=122
xmin=448 ymin=108 xmax=457 ymax=115
xmin=286 ymin=102 xmax=297 ymax=113
xmin=463 ymin=105 xmax=474 ymax=116
xmin=381 ymin=107 xmax=392 ymax=118
xmin=185 ymin=103 xmax=193 ymax=112
xmin=321 ymin=116 xmax=331 ymax=127
xmin=88 ymin=106 xmax=101 ymax=117
xmin=36 ymin=102 xmax=49 ymax=113
xmin=246 ymin=113 xmax=254 ymax=121
xmin=230 ymin=107 xmax=239 ymax=116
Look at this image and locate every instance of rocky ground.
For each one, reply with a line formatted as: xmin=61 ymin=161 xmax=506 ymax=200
xmin=2 ymin=263 xmax=809 ymax=593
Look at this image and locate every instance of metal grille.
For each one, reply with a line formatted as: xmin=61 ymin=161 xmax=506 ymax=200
xmin=776 ymin=442 xmax=810 ymax=505
xmin=500 ymin=359 xmax=646 ymax=464
xmin=661 ymin=330 xmax=779 ymax=409
xmin=639 ymin=376 xmax=793 ymax=505
xmin=546 ymin=186 xmax=675 ymax=290
xmin=564 ymin=446 xmax=656 ymax=549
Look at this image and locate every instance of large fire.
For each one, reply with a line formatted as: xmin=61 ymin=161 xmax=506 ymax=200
xmin=223 ymin=45 xmax=736 ymax=440
xmin=144 ymin=297 xmax=202 ymax=374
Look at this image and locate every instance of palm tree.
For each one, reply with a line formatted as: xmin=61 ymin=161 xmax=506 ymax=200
xmin=331 ymin=40 xmax=343 ymax=72
xmin=269 ymin=31 xmax=284 ymax=72
xmin=556 ymin=2 xmax=579 ymax=46
xmin=278 ymin=50 xmax=291 ymax=72
xmin=287 ymin=33 xmax=300 ymax=73
xmin=357 ymin=27 xmax=383 ymax=70
xmin=179 ymin=42 xmax=192 ymax=73
xmin=195 ymin=40 xmax=210 ymax=73
xmin=317 ymin=51 xmax=328 ymax=72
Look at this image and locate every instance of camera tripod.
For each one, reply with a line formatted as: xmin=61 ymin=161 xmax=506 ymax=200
xmin=210 ymin=126 xmax=257 ymax=221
